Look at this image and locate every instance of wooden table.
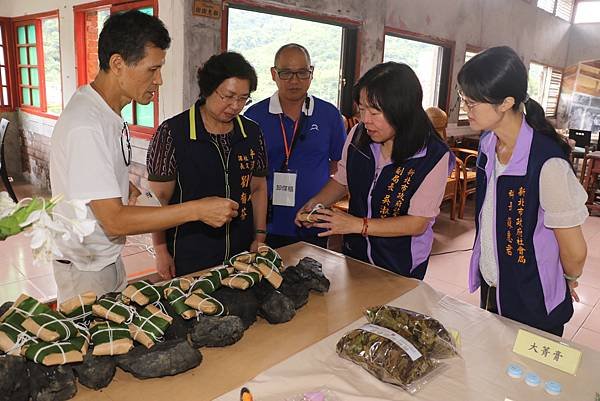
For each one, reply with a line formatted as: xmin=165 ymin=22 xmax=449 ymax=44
xmin=72 ymin=243 xmax=418 ymax=401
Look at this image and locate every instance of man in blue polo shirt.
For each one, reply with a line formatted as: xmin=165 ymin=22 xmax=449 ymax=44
xmin=245 ymin=43 xmax=345 ymax=248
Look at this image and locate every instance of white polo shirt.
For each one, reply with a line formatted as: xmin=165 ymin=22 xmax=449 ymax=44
xmin=50 ymin=85 xmax=129 ymax=271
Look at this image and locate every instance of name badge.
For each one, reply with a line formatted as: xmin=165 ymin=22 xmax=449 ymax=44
xmin=272 ymin=171 xmax=297 ymax=207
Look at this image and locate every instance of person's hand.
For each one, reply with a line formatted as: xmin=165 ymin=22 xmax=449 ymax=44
xmin=155 ymin=246 xmax=175 ymax=280
xmin=568 ymin=279 xmax=580 ymax=302
xmin=128 ymin=181 xmax=141 ymax=206
xmin=192 ymin=197 xmax=239 ymax=228
xmin=311 ymin=208 xmax=363 ymax=237
xmin=295 ymin=199 xmax=323 ymax=228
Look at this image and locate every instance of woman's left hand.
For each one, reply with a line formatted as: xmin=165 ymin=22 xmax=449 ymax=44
xmin=568 ymin=279 xmax=580 ymax=302
xmin=312 ymin=208 xmax=363 ymax=237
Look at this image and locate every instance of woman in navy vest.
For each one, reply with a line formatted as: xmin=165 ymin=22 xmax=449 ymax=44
xmin=294 ymin=62 xmax=453 ymax=279
xmin=147 ymin=52 xmax=268 ymax=277
xmin=459 ymin=46 xmax=588 ymax=336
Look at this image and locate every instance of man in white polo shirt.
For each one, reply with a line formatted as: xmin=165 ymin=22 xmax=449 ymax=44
xmin=50 ymin=10 xmax=238 ymax=302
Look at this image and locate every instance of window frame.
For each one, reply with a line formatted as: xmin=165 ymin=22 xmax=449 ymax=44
xmin=574 ymin=0 xmax=600 ymax=23
xmin=0 ymin=17 xmax=17 ymax=112
xmin=528 ymin=60 xmax=564 ymax=119
xmin=382 ymin=28 xmax=455 ymax=113
xmin=221 ymin=0 xmax=362 ymax=117
xmin=13 ymin=10 xmax=61 ymax=120
xmin=537 ymin=0 xmax=575 ymax=22
xmin=457 ymin=45 xmax=484 ymax=126
xmin=73 ymin=0 xmax=159 ymax=139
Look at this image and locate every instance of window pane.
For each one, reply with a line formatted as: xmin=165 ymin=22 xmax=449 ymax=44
xmin=30 ymin=68 xmax=38 ymax=86
xmin=27 ymin=24 xmax=36 ymax=44
xmin=17 ymin=26 xmax=26 ymax=44
xmin=20 ymin=67 xmax=29 ymax=85
xmin=0 ymin=67 xmax=5 ymax=84
xmin=537 ymin=0 xmax=555 ymax=13
xmin=43 ymin=18 xmax=62 ymax=114
xmin=528 ymin=62 xmax=545 ymax=105
xmin=28 ymin=47 xmax=37 ymax=65
xmin=138 ymin=7 xmax=153 ymax=16
xmin=19 ymin=47 xmax=27 ymax=64
xmin=555 ymin=0 xmax=574 ymax=21
xmin=383 ymin=35 xmax=443 ymax=108
xmin=0 ymin=49 xmax=4 ymax=65
xmin=2 ymin=87 xmax=7 ymax=105
xmin=22 ymin=87 xmax=30 ymax=105
xmin=227 ymin=8 xmax=343 ymax=107
xmin=574 ymin=1 xmax=600 ymax=23
xmin=136 ymin=101 xmax=154 ymax=127
xmin=0 ymin=26 xmax=3 ymax=45
xmin=31 ymin=88 xmax=40 ymax=107
xmin=122 ymin=102 xmax=134 ymax=124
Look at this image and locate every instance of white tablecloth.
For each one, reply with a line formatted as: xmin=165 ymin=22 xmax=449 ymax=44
xmin=216 ymin=283 xmax=599 ymax=401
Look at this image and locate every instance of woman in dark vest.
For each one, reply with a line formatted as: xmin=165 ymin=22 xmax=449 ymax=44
xmin=459 ymin=46 xmax=587 ymax=336
xmin=147 ymin=52 xmax=268 ymax=278
xmin=294 ymin=62 xmax=453 ymax=279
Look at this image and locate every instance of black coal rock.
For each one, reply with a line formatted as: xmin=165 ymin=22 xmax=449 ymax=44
xmin=293 ymin=257 xmax=330 ymax=293
xmin=0 ymin=355 xmax=29 ymax=401
xmin=211 ymin=287 xmax=258 ymax=329
xmin=250 ymin=279 xmax=276 ymax=303
xmin=258 ymin=291 xmax=296 ymax=324
xmin=72 ymin=353 xmax=116 ymax=390
xmin=28 ymin=362 xmax=77 ymax=401
xmin=190 ymin=315 xmax=244 ymax=348
xmin=278 ymin=279 xmax=310 ymax=309
xmin=116 ymin=339 xmax=201 ymax=379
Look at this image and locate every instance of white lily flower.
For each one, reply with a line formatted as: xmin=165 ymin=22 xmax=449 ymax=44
xmin=0 ymin=192 xmax=16 ymax=218
xmin=70 ymin=218 xmax=95 ymax=243
xmin=64 ymin=199 xmax=89 ymax=220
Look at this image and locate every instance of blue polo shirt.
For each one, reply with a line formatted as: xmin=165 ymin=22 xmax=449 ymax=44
xmin=245 ymin=92 xmax=346 ymax=237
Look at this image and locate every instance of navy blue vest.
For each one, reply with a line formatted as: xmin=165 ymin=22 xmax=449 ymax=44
xmin=344 ymin=124 xmax=450 ymax=278
xmin=165 ymin=101 xmax=262 ymax=275
xmin=472 ymin=126 xmax=573 ymax=332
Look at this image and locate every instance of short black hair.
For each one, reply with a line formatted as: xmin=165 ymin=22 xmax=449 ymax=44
xmin=273 ymin=43 xmax=311 ymax=67
xmin=458 ymin=46 xmax=569 ymax=155
xmin=353 ymin=62 xmax=434 ymax=163
xmin=197 ymin=52 xmax=258 ymax=99
xmin=98 ymin=10 xmax=171 ymax=71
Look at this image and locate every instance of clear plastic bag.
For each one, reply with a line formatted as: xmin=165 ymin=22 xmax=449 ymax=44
xmin=336 ymin=305 xmax=459 ymax=394
xmin=284 ymin=387 xmax=341 ymax=401
xmin=365 ymin=305 xmax=460 ymax=359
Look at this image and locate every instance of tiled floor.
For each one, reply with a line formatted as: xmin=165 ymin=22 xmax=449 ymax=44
xmin=1 ymin=181 xmax=599 ymax=351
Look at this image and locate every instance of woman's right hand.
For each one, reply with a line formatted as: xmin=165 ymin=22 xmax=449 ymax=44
xmin=155 ymin=247 xmax=176 ymax=280
xmin=295 ymin=198 xmax=321 ymax=228
xmin=568 ymin=279 xmax=580 ymax=302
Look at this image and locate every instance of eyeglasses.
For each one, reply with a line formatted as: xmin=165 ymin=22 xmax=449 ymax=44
xmin=121 ymin=121 xmax=131 ymax=167
xmin=274 ymin=67 xmax=314 ymax=80
xmin=458 ymin=91 xmax=484 ymax=112
xmin=214 ymin=90 xmax=252 ymax=107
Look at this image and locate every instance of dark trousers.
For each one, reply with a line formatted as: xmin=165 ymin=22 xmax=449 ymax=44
xmin=479 ymin=279 xmax=564 ymax=337
xmin=266 ymin=233 xmax=328 ymax=250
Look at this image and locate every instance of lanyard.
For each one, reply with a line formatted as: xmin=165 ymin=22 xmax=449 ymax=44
xmin=279 ymin=114 xmax=300 ymax=168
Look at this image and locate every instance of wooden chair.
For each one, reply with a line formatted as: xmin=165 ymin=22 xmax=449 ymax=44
xmin=580 ymin=151 xmax=600 ymax=214
xmin=425 ymin=107 xmax=459 ymax=220
xmin=569 ymin=129 xmax=592 ymax=178
xmin=0 ymin=118 xmax=17 ymax=202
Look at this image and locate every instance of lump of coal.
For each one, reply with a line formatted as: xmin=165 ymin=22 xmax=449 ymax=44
xmin=117 ymin=338 xmax=201 ymax=379
xmin=278 ymin=279 xmax=310 ymax=309
xmin=289 ymin=257 xmax=330 ymax=293
xmin=258 ymin=291 xmax=296 ymax=324
xmin=211 ymin=287 xmax=258 ymax=329
xmin=0 ymin=355 xmax=29 ymax=401
xmin=72 ymin=353 xmax=116 ymax=390
xmin=190 ymin=315 xmax=244 ymax=348
xmin=28 ymin=362 xmax=77 ymax=401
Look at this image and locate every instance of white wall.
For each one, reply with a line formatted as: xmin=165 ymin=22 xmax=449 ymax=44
xmin=567 ymin=23 xmax=600 ymax=66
